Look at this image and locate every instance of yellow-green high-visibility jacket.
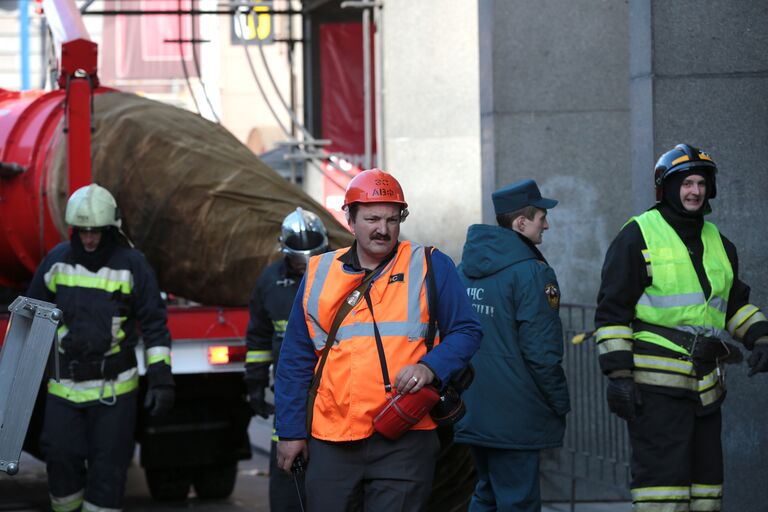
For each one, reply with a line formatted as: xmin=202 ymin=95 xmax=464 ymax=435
xmin=595 ymin=207 xmax=768 ymax=408
xmin=633 ymin=209 xmax=732 ymax=348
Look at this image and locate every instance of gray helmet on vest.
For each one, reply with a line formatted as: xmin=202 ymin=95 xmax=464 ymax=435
xmin=279 ymin=208 xmax=329 ymax=264
xmin=65 ymin=184 xmax=122 ymax=229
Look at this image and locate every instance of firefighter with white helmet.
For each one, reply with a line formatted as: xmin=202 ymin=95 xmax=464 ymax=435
xmin=244 ymin=207 xmax=329 ymax=512
xmin=27 ymin=183 xmax=175 ymax=512
xmin=64 ymin=182 xmax=123 ymax=229
xmin=595 ymin=144 xmax=768 ymax=511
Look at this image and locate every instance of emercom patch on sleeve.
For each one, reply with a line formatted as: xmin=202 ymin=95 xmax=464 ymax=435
xmin=545 ymin=283 xmax=560 ymax=309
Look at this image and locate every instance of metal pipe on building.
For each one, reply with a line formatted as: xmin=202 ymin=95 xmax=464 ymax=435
xmin=362 ymin=7 xmax=372 ymax=169
xmin=20 ymin=0 xmax=30 ymax=90
xmin=373 ymin=3 xmax=383 ymax=169
xmin=342 ymin=1 xmax=382 ymax=169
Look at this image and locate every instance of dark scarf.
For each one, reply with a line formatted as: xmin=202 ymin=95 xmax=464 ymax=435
xmin=70 ymin=227 xmax=120 ymax=271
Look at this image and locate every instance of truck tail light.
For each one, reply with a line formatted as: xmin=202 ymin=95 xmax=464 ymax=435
xmin=208 ymin=345 xmax=247 ymax=365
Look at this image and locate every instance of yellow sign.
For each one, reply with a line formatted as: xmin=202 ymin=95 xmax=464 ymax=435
xmin=233 ymin=1 xmax=273 ymax=44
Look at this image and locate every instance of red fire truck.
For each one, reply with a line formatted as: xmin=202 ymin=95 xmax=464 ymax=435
xmin=0 ymin=4 xmax=251 ymax=502
xmin=0 ymin=84 xmax=254 ymax=500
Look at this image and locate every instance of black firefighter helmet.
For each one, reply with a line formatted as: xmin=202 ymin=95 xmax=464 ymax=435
xmin=654 ymin=143 xmax=718 ymax=202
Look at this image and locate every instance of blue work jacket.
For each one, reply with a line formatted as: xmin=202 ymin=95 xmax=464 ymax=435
xmin=455 ymin=224 xmax=570 ymax=449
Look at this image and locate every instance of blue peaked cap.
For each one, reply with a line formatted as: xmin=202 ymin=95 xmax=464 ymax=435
xmin=492 ymin=179 xmax=558 ymax=215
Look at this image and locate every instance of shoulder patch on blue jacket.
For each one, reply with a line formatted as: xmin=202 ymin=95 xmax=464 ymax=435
xmin=544 ymin=283 xmax=560 ymax=309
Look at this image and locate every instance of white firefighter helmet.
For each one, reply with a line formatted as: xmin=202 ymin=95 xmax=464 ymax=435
xmin=64 ymin=184 xmax=122 ymax=229
xmin=279 ymin=208 xmax=329 ymax=264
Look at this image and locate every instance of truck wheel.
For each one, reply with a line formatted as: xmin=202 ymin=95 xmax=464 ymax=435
xmin=192 ymin=462 xmax=238 ymax=500
xmin=145 ymin=468 xmax=192 ymax=502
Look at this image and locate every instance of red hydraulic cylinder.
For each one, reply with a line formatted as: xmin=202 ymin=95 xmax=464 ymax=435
xmin=59 ymin=39 xmax=98 ymax=193
xmin=0 ymin=39 xmax=107 ymax=290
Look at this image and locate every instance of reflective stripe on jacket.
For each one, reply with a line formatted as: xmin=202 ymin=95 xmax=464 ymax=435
xmin=48 ymin=368 xmax=139 ymax=403
xmin=26 ymin=241 xmax=172 ymax=404
xmin=631 ymin=210 xmax=732 ymax=406
xmin=302 ymin=241 xmax=436 ymax=441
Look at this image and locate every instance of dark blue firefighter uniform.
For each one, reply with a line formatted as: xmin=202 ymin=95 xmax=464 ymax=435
xmin=244 ymin=258 xmax=306 ymax=511
xmin=27 ymin=230 xmax=173 ymax=512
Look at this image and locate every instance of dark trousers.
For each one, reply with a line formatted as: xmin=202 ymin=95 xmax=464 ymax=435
xmin=628 ymin=391 xmax=723 ymax=512
xmin=270 ymin=439 xmax=306 ymax=512
xmin=468 ymin=446 xmax=541 ymax=512
xmin=305 ymin=430 xmax=440 ymax=512
xmin=41 ymin=392 xmax=137 ymax=510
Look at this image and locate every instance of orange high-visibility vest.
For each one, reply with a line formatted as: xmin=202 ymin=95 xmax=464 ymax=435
xmin=303 ymin=241 xmax=437 ymax=441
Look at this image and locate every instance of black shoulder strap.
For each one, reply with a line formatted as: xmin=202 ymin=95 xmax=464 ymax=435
xmin=424 ymin=246 xmax=438 ymax=352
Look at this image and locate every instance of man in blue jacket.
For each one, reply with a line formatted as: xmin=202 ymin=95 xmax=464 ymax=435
xmin=455 ymin=179 xmax=570 ymax=512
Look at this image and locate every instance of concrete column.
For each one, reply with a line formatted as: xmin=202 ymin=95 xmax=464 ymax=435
xmin=381 ymin=0 xmax=482 ymax=261
xmin=478 ymin=0 xmax=631 ymax=305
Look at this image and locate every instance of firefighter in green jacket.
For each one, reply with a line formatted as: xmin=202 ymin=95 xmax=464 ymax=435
xmin=595 ymin=144 xmax=768 ymax=512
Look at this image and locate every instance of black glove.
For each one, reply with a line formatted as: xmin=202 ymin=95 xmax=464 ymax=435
xmin=247 ymin=384 xmax=275 ymax=419
xmin=606 ymin=377 xmax=641 ymax=421
xmin=747 ymin=339 xmax=768 ymax=377
xmin=144 ymin=386 xmax=175 ymax=416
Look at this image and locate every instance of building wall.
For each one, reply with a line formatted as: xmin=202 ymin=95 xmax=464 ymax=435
xmin=381 ymin=0 xmax=482 ymax=261
xmin=479 ymin=0 xmax=631 ymax=305
xmin=633 ymin=1 xmax=768 ymax=508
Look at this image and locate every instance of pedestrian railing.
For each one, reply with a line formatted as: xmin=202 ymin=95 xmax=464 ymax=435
xmin=544 ymin=303 xmax=631 ymax=509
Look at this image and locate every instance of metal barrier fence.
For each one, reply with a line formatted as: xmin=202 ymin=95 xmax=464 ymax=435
xmin=548 ymin=303 xmax=631 ymax=509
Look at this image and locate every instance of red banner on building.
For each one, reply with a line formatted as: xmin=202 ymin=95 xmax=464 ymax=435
xmin=100 ymin=0 xmax=199 ymax=82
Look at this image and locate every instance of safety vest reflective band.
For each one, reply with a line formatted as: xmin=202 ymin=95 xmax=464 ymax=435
xmin=631 ymin=504 xmax=688 ymax=512
xmin=48 ymin=368 xmax=139 ymax=403
xmin=631 ymin=486 xmax=690 ymax=502
xmin=146 ymin=346 xmax=171 ymax=366
xmin=595 ymin=325 xmax=634 ymax=355
xmin=305 ymin=243 xmax=430 ymax=351
xmin=272 ymin=319 xmax=288 ymax=333
xmin=246 ymin=350 xmax=273 ymax=363
xmin=632 ymin=210 xmax=733 ymax=355
xmin=690 ymin=483 xmax=722 ymax=512
xmin=51 ymin=490 xmax=84 ymax=512
xmin=44 ymin=263 xmax=133 ymax=294
xmin=727 ymin=304 xmax=766 ymax=340
xmin=633 ymin=368 xmax=723 ymax=407
xmin=691 ymin=483 xmax=722 ymax=498
xmin=597 ymin=337 xmax=633 ymax=355
xmin=642 ymin=249 xmax=653 ymax=277
xmin=634 ymin=354 xmax=693 ymax=375
xmin=596 ymin=325 xmax=634 ymax=342
xmin=111 ymin=315 xmax=127 ymax=344
xmin=302 ymin=241 xmax=436 ymax=441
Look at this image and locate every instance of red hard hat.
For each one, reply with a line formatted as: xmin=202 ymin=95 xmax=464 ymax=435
xmin=343 ymin=168 xmax=408 ymax=209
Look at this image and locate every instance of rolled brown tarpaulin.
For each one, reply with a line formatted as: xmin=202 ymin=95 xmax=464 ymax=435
xmin=46 ymin=91 xmax=354 ymax=306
